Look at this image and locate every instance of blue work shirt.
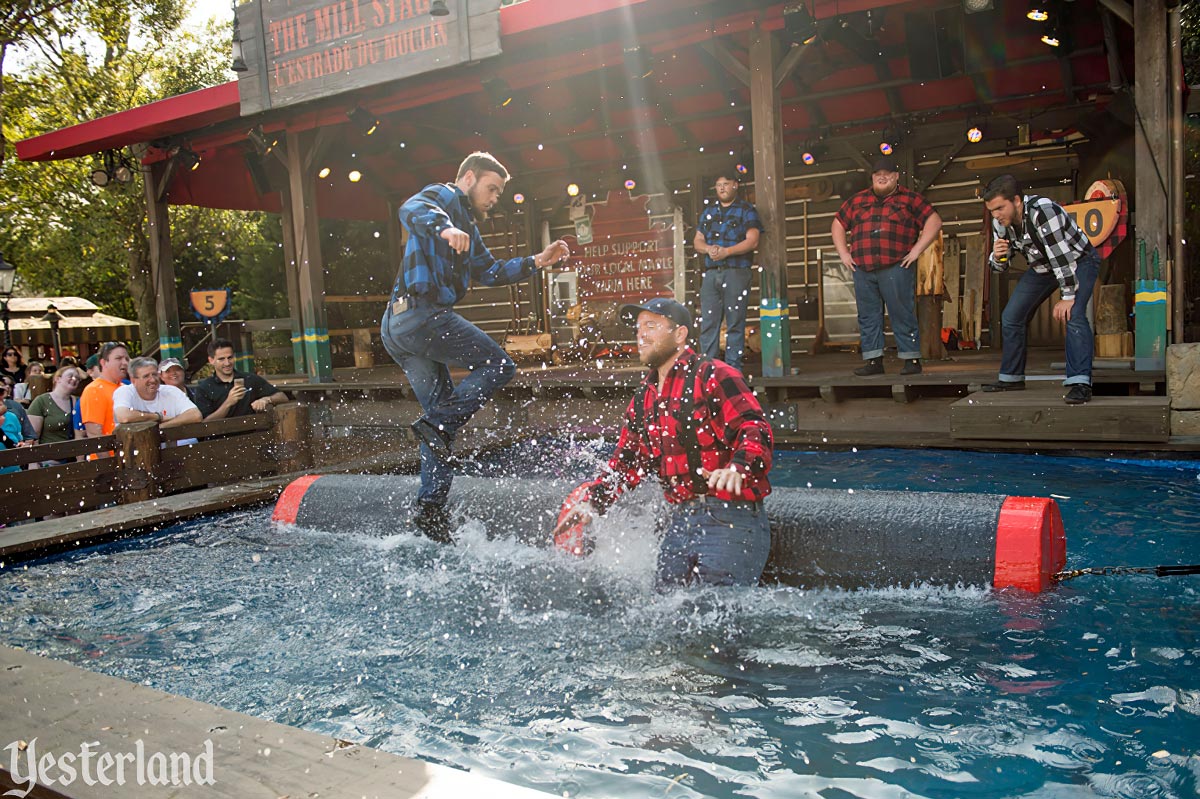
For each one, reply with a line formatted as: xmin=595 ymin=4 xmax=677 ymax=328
xmin=394 ymin=183 xmax=535 ymax=307
xmin=696 ymin=198 xmax=763 ymax=270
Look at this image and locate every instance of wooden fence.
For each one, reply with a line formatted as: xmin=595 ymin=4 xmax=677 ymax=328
xmin=0 ymin=403 xmax=310 ymax=525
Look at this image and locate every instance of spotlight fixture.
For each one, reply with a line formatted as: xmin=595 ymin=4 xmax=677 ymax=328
xmin=176 ymin=147 xmax=201 ymax=171
xmin=783 ymin=3 xmax=818 ymax=46
xmin=347 ymin=106 xmax=380 ymax=136
xmin=430 ymin=0 xmax=449 ymax=15
xmin=113 ymin=161 xmax=134 ymax=184
xmin=622 ymin=46 xmax=653 ymax=79
xmin=879 ymin=141 xmax=894 ymax=155
xmin=1026 ymin=3 xmax=1049 ymax=21
xmin=247 ymin=126 xmax=278 ymax=156
xmin=624 ymin=179 xmax=637 ymax=190
xmin=878 ymin=125 xmax=901 ymax=155
xmin=566 ymin=183 xmax=581 ymax=197
xmin=967 ymin=126 xmax=983 ymax=143
xmin=802 ymin=151 xmax=815 ymax=166
xmin=1041 ymin=28 xmax=1060 ymax=46
xmin=90 ymin=167 xmax=111 ymax=187
xmin=962 ymin=0 xmax=993 ymax=12
xmin=735 ymin=163 xmax=749 ymax=176
xmin=318 ymin=166 xmax=331 ymax=179
xmin=483 ymin=77 xmax=514 ymax=108
xmin=348 ymin=170 xmax=363 ymax=183
xmin=512 ymin=193 xmax=525 ymax=205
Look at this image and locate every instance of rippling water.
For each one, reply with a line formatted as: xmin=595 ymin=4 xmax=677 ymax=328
xmin=1 ymin=446 xmax=1197 ymax=798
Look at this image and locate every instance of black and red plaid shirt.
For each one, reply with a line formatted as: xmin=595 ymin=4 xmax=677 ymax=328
xmin=586 ymin=349 xmax=772 ymax=512
xmin=834 ymin=185 xmax=935 ymax=271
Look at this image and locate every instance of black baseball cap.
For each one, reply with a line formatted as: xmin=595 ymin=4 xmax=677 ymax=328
xmin=620 ymin=298 xmax=693 ymax=330
xmin=872 ymin=156 xmax=899 ymax=174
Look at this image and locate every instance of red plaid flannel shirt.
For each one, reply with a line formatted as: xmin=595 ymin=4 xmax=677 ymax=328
xmin=834 ymin=186 xmax=935 ymax=271
xmin=586 ymin=349 xmax=772 ymax=513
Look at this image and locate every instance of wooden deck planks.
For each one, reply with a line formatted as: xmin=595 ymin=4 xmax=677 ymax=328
xmin=950 ymin=392 xmax=1170 ymax=442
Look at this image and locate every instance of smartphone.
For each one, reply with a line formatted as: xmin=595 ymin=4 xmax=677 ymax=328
xmin=233 ymin=378 xmax=245 ymax=390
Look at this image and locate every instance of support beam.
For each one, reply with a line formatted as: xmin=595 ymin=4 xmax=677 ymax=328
xmin=279 ymin=193 xmax=306 ymax=376
xmin=1098 ymin=0 xmax=1133 ymax=27
xmin=284 ymin=129 xmax=333 ymax=383
xmin=703 ymin=40 xmax=750 ymax=87
xmin=1133 ymin=0 xmax=1170 ymax=330
xmin=141 ymin=160 xmax=183 ymax=361
xmin=916 ymin=140 xmax=969 ymax=193
xmin=1170 ymin=4 xmax=1185 ymax=342
xmin=749 ymin=26 xmax=790 ymax=376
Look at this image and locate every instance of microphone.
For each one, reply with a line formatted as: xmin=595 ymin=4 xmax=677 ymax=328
xmin=996 ymin=231 xmax=1012 ymax=264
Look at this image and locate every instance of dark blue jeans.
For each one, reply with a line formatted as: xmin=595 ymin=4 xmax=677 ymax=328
xmin=656 ymin=497 xmax=771 ymax=587
xmin=852 ymin=264 xmax=920 ymax=360
xmin=699 ymin=267 xmax=753 ymax=372
xmin=998 ymin=250 xmax=1099 ymax=386
xmin=381 ymin=299 xmax=517 ymax=505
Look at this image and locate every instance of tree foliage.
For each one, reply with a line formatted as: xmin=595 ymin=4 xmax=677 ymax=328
xmin=0 ymin=4 xmax=290 ymax=355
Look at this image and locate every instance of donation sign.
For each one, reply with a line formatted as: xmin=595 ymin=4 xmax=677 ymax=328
xmin=570 ymin=191 xmax=675 ymax=314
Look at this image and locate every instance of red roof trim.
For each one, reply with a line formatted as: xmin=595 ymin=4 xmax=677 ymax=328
xmin=500 ymin=0 xmax=647 ymax=36
xmin=15 ymin=82 xmax=241 ymax=162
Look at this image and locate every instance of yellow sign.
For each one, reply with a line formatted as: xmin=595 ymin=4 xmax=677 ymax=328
xmin=1062 ymin=198 xmax=1120 ymax=248
xmin=190 ymin=289 xmax=230 ymax=321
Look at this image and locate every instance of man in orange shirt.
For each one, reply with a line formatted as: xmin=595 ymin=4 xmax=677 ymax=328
xmin=79 ymin=342 xmax=130 ymax=439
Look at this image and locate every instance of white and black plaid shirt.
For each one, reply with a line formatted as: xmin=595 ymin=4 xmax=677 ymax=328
xmin=990 ymin=194 xmax=1093 ymax=300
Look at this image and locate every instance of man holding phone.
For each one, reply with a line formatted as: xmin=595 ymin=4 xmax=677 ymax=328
xmin=194 ymin=338 xmax=289 ymax=420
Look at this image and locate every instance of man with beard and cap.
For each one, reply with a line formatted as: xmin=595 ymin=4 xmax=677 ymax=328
xmin=552 ymin=298 xmax=774 ymax=587
xmin=693 ymin=166 xmax=762 ymax=373
xmin=382 ymin=151 xmax=570 ymax=540
xmin=831 ymin=156 xmax=942 ymax=376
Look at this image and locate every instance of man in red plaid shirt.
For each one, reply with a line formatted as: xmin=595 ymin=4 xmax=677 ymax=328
xmin=831 ymin=157 xmax=942 ymax=376
xmin=552 ymin=297 xmax=773 ymax=587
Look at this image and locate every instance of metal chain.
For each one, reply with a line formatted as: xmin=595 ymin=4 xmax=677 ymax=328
xmin=1054 ymin=564 xmax=1200 ymax=582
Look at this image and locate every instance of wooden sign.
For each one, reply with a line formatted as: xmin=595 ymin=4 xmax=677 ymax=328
xmin=236 ymin=0 xmax=501 ymax=115
xmin=569 ymin=191 xmax=676 ymax=307
xmin=191 ymin=289 xmax=232 ymax=323
xmin=1062 ymin=198 xmax=1120 ymax=248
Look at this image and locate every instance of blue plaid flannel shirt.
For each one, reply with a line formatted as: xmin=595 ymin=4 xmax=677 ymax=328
xmin=696 ymin=199 xmax=763 ymax=269
xmin=394 ymin=183 xmax=535 ymax=307
xmin=989 ymin=194 xmax=1094 ymax=301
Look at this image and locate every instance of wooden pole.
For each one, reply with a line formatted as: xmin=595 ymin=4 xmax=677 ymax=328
xmin=1133 ymin=0 xmax=1170 ymax=310
xmin=272 ymin=402 xmax=312 ymax=474
xmin=279 ymin=198 xmax=307 ymax=376
xmin=284 ymin=130 xmax=333 ymax=383
xmin=115 ymin=421 xmax=161 ymax=505
xmin=749 ymin=26 xmax=791 ymax=376
xmin=142 ymin=161 xmax=183 ymax=361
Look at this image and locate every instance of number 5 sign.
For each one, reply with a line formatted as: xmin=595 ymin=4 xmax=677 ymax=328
xmin=191 ymin=288 xmax=232 ymax=323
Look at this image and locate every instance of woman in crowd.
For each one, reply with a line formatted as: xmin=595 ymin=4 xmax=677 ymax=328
xmin=0 ymin=383 xmax=24 ymax=475
xmin=13 ymin=360 xmax=44 ymax=405
xmin=1 ymin=347 xmax=25 ymax=384
xmin=28 ymin=366 xmax=82 ymax=462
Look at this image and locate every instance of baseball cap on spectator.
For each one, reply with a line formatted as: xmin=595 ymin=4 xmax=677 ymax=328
xmin=85 ymin=354 xmax=99 ymax=370
xmin=159 ymin=358 xmax=185 ymax=373
xmin=872 ymin=156 xmax=900 ymax=174
xmin=619 ymin=298 xmax=693 ymax=331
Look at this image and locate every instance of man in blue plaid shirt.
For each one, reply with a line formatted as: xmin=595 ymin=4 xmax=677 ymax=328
xmin=694 ymin=167 xmax=762 ymax=372
xmin=981 ymin=174 xmax=1099 ymax=405
xmin=382 ymin=152 xmax=569 ymax=536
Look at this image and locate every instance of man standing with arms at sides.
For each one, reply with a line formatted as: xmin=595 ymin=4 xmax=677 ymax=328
xmin=981 ymin=174 xmax=1100 ymax=405
xmin=552 ymin=298 xmax=774 ymax=587
xmin=79 ymin=342 xmax=130 ymax=439
xmin=693 ymin=167 xmax=762 ymax=373
xmin=831 ymin=157 xmax=942 ymax=376
xmin=194 ymin=339 xmax=288 ymax=420
xmin=382 ymin=151 xmax=569 ymax=540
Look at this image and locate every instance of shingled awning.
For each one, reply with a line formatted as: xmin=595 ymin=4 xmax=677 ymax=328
xmin=4 ymin=297 xmax=139 ymax=347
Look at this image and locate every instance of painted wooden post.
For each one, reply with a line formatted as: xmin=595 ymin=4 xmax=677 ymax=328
xmin=142 ymin=161 xmax=184 ymax=361
xmin=272 ymin=402 xmax=312 ymax=474
xmin=1133 ymin=0 xmax=1169 ymax=328
xmin=749 ymin=27 xmax=791 ymax=376
xmin=284 ymin=129 xmax=333 ymax=383
xmin=279 ymin=201 xmax=307 ymax=376
xmin=115 ymin=421 xmax=161 ymax=505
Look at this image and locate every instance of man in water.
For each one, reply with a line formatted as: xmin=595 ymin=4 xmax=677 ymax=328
xmin=382 ymin=151 xmax=569 ymax=539
xmin=552 ymin=298 xmax=773 ymax=587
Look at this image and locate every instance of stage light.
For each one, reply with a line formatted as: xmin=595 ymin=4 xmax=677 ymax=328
xmin=113 ymin=162 xmax=133 ymax=183
xmin=513 ymin=193 xmax=525 ymax=204
xmin=624 ymin=179 xmax=637 ymax=190
xmin=176 ymin=148 xmax=201 ymax=171
xmin=347 ymin=106 xmax=380 ymax=136
xmin=430 ymin=0 xmax=449 ymax=16
xmin=879 ymin=142 xmax=894 ymax=155
xmin=963 ymin=0 xmax=993 ymax=12
xmin=736 ymin=163 xmax=748 ymax=175
xmin=348 ymin=170 xmax=363 ymax=182
xmin=783 ymin=3 xmax=818 ymax=46
xmin=566 ymin=183 xmax=581 ymax=197
xmin=967 ymin=126 xmax=983 ymax=143
xmin=248 ymin=126 xmax=277 ymax=156
xmin=90 ymin=168 xmax=110 ymax=187
xmin=318 ymin=166 xmax=331 ymax=178
xmin=1026 ymin=4 xmax=1049 ymax=21
xmin=484 ymin=78 xmax=513 ymax=108
xmin=802 ymin=151 xmax=815 ymax=166
xmin=1041 ymin=30 xmax=1060 ymax=46
xmin=623 ymin=46 xmax=653 ymax=79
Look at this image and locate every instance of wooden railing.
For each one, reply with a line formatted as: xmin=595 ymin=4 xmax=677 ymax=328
xmin=0 ymin=403 xmax=310 ymax=525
